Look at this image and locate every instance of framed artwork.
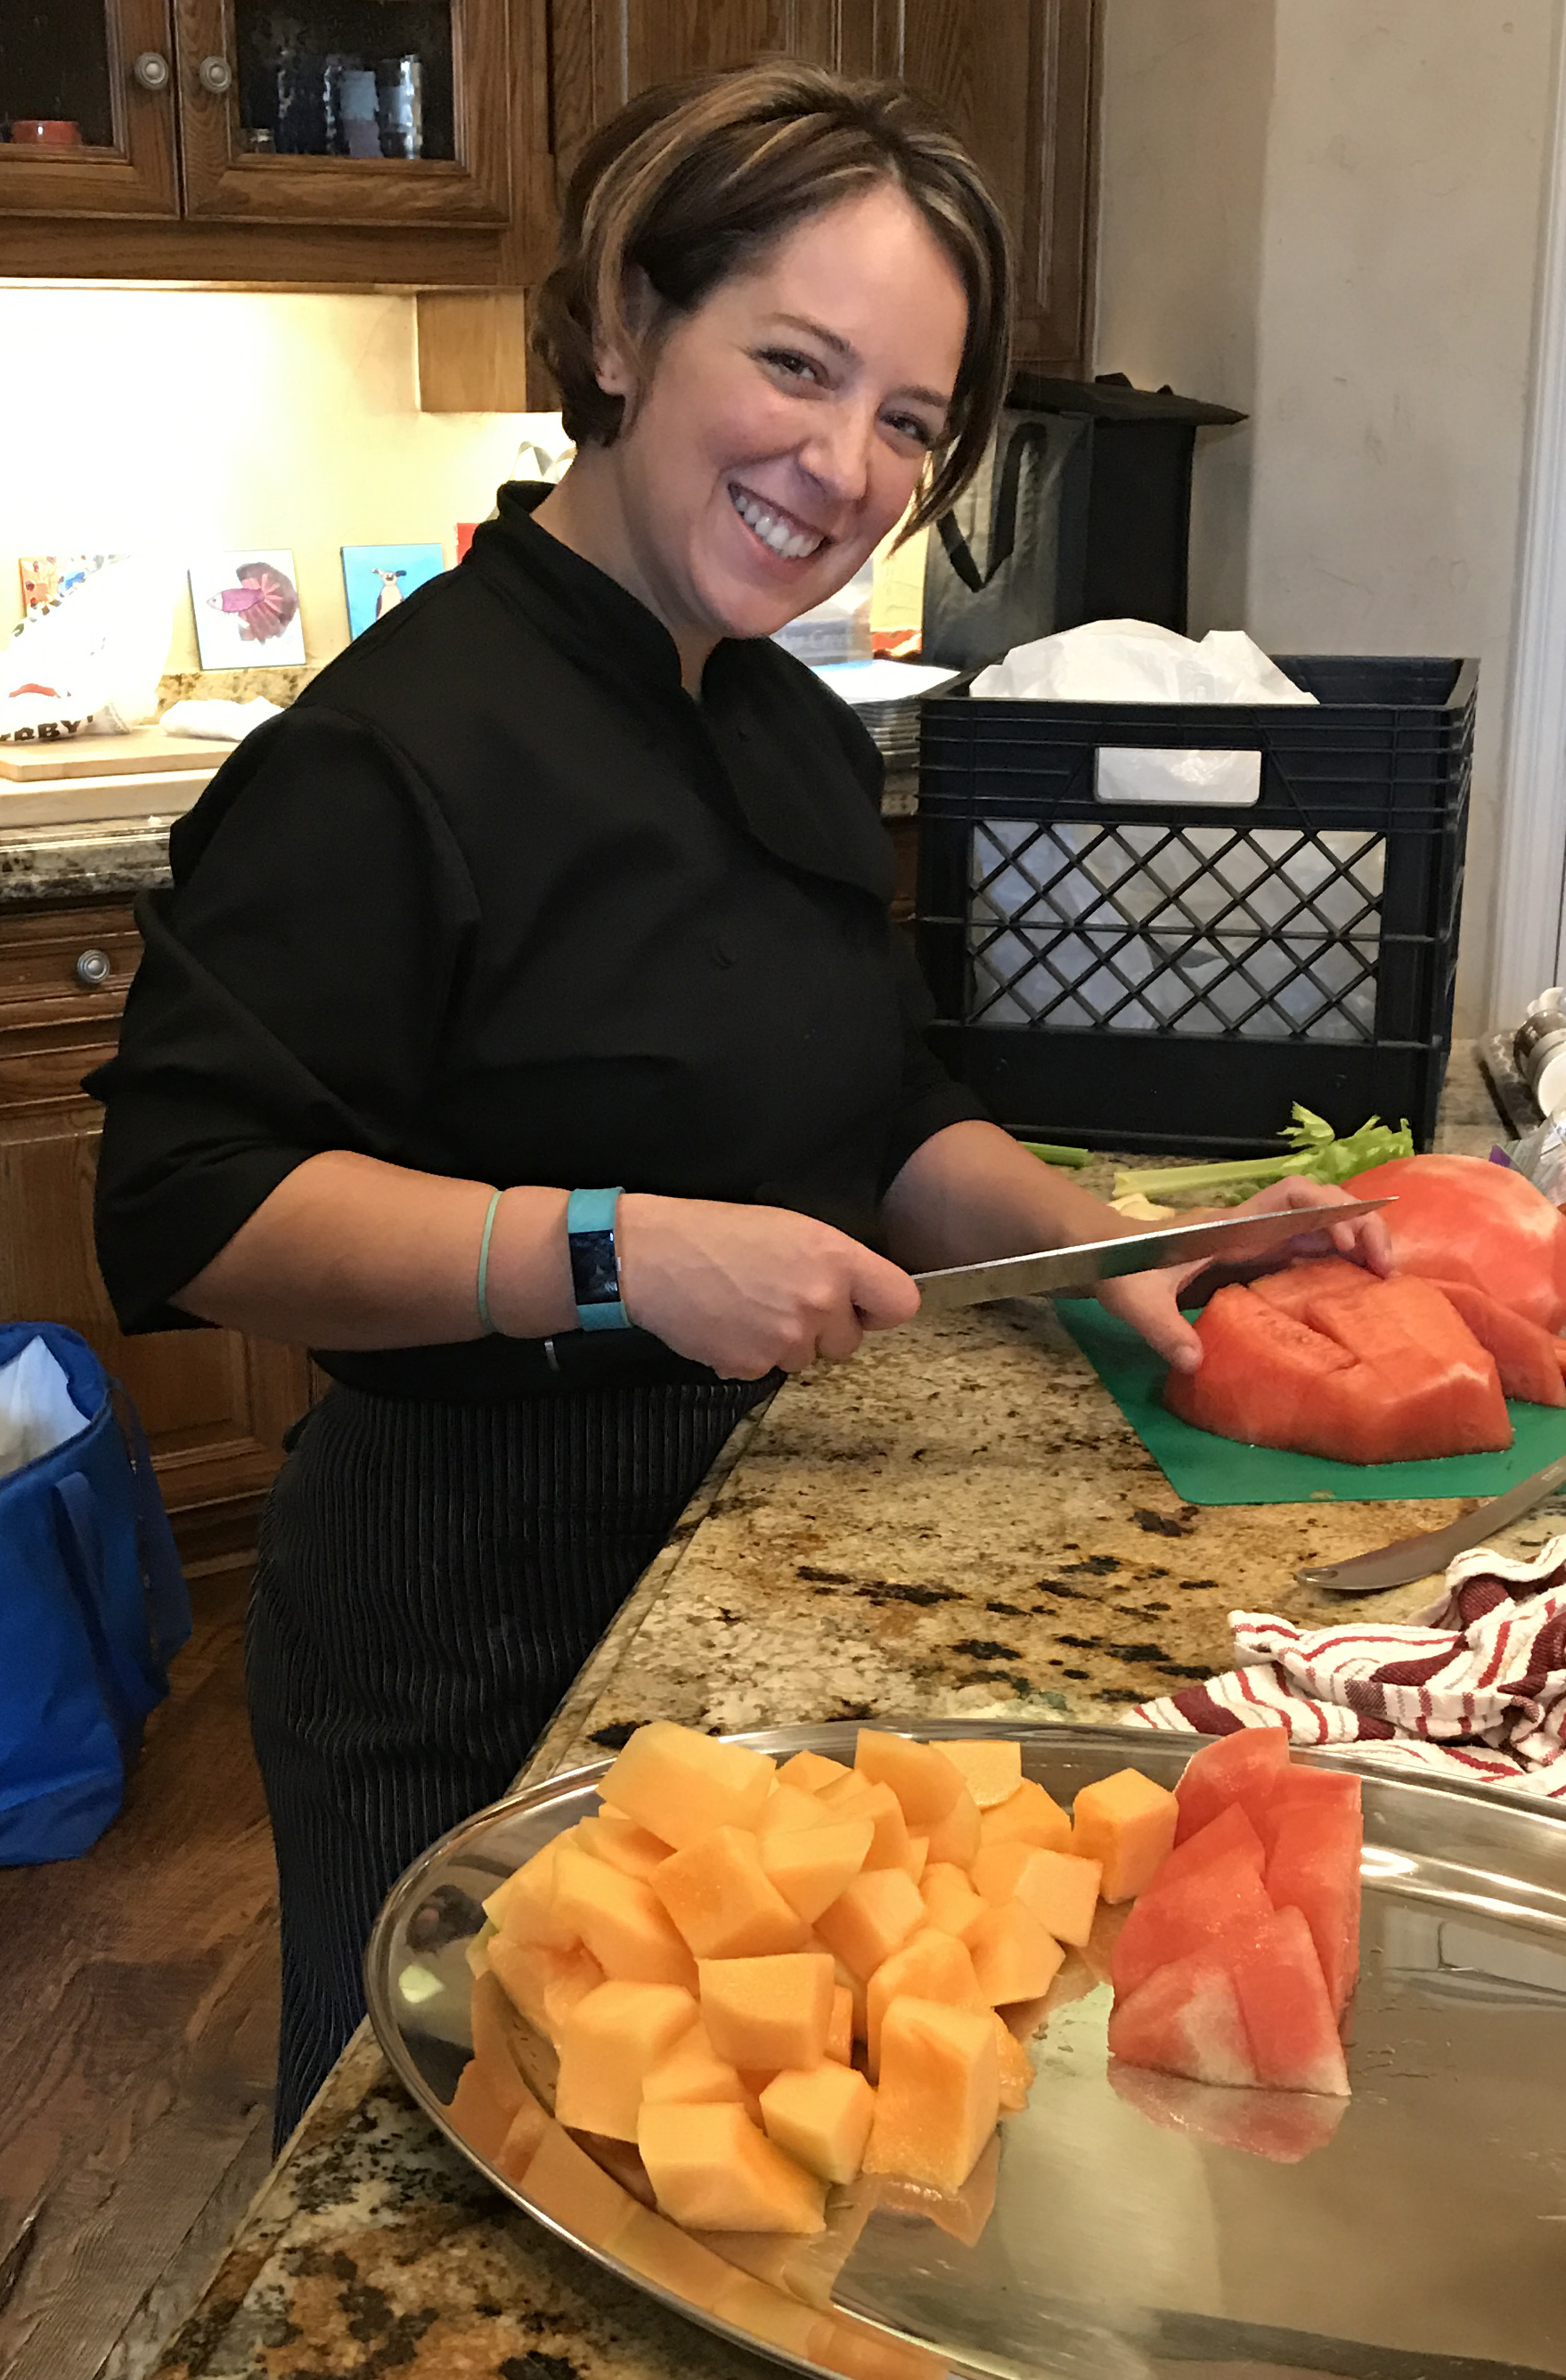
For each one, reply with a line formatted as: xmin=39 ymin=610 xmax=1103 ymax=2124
xmin=19 ymin=553 xmax=127 ymax=616
xmin=188 ymin=551 xmax=306 ymax=668
xmin=341 ymin=542 xmax=445 ymax=639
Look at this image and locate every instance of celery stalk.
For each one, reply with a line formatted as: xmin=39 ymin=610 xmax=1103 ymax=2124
xmin=1113 ymin=1105 xmax=1412 ymax=1207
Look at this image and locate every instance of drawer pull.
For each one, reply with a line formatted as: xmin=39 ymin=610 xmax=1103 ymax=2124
xmin=74 ymin=950 xmax=112 ymax=989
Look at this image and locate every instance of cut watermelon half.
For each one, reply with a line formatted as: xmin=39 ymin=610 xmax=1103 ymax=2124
xmin=1347 ymin=1153 xmax=1566 ymax=1333
xmin=1108 ymin=2060 xmax=1349 ymax=2163
xmin=1110 ymin=1847 xmax=1274 ymax=2001
xmin=1304 ymin=1276 xmax=1510 ymax=1458
xmin=1146 ymin=1801 xmax=1267 ymax=1895
xmin=1423 ymin=1278 xmax=1566 ymax=1406
xmin=1222 ymin=1906 xmax=1350 ymax=2096
xmin=1173 ymin=1724 xmax=1291 ymax=1846
xmin=1250 ymin=1257 xmax=1374 ymax=1318
xmin=1266 ymin=1803 xmax=1363 ymax=2019
xmin=1107 ymin=1947 xmax=1258 ymax=2088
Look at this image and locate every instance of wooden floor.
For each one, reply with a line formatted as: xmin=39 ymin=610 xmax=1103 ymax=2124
xmin=0 ymin=1577 xmax=281 ymax=2380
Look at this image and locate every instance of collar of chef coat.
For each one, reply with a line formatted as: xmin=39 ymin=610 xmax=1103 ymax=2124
xmin=463 ymin=480 xmax=895 ymax=908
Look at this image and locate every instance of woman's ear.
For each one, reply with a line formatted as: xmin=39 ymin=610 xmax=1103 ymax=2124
xmin=592 ymin=265 xmax=661 ymax=403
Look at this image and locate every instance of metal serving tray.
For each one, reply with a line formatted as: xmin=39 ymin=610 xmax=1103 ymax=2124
xmin=365 ymin=1722 xmax=1566 ymax=2380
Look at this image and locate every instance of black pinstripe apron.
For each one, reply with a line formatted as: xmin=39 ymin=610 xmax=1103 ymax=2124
xmin=246 ymin=1376 xmax=770 ymax=2146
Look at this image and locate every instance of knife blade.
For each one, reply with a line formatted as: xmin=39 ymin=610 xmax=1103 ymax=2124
xmin=911 ymin=1197 xmax=1393 ymax=1314
xmin=1296 ymin=1449 xmax=1566 ymax=1593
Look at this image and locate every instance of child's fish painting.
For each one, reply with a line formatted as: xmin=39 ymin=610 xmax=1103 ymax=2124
xmin=189 ymin=550 xmax=306 ymax=668
xmin=341 ymin=543 xmax=445 ymax=640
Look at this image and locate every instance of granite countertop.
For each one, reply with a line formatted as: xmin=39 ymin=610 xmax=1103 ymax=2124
xmin=133 ymin=1051 xmax=1558 ymax=2380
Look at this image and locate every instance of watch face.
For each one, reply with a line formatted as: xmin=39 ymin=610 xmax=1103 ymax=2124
xmin=569 ymin=1225 xmax=622 ymax=1308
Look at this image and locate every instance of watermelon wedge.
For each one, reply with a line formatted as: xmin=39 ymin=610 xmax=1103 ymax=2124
xmin=1146 ymin=1801 xmax=1266 ymax=1895
xmin=1250 ymin=1257 xmax=1374 ymax=1318
xmin=1424 ymin=1278 xmax=1566 ymax=1406
xmin=1347 ymin=1153 xmax=1566 ymax=1333
xmin=1110 ymin=1847 xmax=1274 ymax=2001
xmin=1106 ymin=1947 xmax=1258 ymax=2087
xmin=1303 ymin=1276 xmax=1510 ymax=1458
xmin=1222 ymin=1907 xmax=1350 ymax=2095
xmin=1107 ymin=2060 xmax=1348 ymax=2162
xmin=1173 ymin=1725 xmax=1291 ymax=1846
xmin=1266 ymin=1803 xmax=1363 ymax=2018
xmin=1255 ymin=1766 xmax=1362 ymax=1854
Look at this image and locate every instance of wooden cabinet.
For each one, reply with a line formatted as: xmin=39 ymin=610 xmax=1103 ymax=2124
xmin=0 ymin=901 xmax=312 ymax=1584
xmin=547 ymin=0 xmax=1098 ymax=371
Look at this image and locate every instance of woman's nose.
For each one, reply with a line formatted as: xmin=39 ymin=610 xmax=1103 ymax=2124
xmin=797 ymin=402 xmax=876 ymax=507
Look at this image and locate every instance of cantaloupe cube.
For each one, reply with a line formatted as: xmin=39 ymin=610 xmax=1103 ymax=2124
xmin=483 ymin=1838 xmax=575 ymax=1948
xmin=817 ymin=1770 xmax=879 ymax=1820
xmin=814 ymin=1867 xmax=926 ymax=1980
xmin=552 ymin=1843 xmax=696 ymax=1986
xmin=967 ymin=1900 xmax=1065 ymax=2006
xmin=488 ymin=1933 xmax=605 ymax=2042
xmin=779 ymin=1748 xmax=851 ymax=1793
xmin=976 ymin=1777 xmax=1072 ymax=1855
xmin=638 ymin=2100 xmax=827 ymax=2234
xmin=857 ymin=1782 xmax=917 ymax=1875
xmin=905 ymin=1836 xmax=929 ymax=1883
xmin=756 ymin=1781 xmax=835 ymax=1837
xmin=1071 ymin=1767 xmax=1178 ymax=1903
xmin=589 ymin=1806 xmax=673 ymax=1880
xmin=616 ymin=2205 xmax=734 ymax=2311
xmin=760 ymin=1816 xmax=875 ymax=1926
xmin=854 ymin=1731 xmax=966 ymax=1827
xmin=922 ymin=1785 xmax=980 ymax=1868
xmin=827 ymin=1984 xmax=854 ymax=2064
xmin=991 ymin=2012 xmax=1035 ymax=2113
xmin=649 ymin=1825 xmax=808 ymax=1959
xmin=938 ymin=1739 xmax=1024 ymax=1811
xmin=699 ymin=1952 xmax=836 ymax=2070
xmin=599 ymin=1720 xmax=776 ymax=1849
xmin=759 ymin=2063 xmax=876 ymax=2185
xmin=865 ymin=2128 xmax=1001 ymax=2248
xmin=712 ymin=2269 xmax=836 ymax=2360
xmin=865 ymin=1927 xmax=983 ymax=2078
xmin=971 ymin=1841 xmax=1102 ymax=1947
xmin=523 ymin=2122 xmax=638 ymax=2248
xmin=862 ymin=1997 xmax=999 ymax=2194
xmin=554 ymin=1979 xmax=697 ymax=2140
xmin=920 ymin=1863 xmax=987 ymax=1943
xmin=641 ymin=2017 xmax=749 ymax=2109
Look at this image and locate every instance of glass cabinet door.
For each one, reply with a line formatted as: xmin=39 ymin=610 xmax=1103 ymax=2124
xmin=173 ymin=0 xmax=509 ymax=224
xmin=0 ymin=0 xmax=179 ymax=216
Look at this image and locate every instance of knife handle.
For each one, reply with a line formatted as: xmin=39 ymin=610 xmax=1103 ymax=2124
xmin=1295 ymin=1450 xmax=1566 ymax=1593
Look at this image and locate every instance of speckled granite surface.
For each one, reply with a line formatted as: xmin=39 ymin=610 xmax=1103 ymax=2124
xmin=142 ymin=1049 xmax=1550 ymax=2380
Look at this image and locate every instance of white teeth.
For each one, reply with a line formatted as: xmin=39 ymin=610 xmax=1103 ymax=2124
xmin=730 ymin=485 xmax=824 ymax=561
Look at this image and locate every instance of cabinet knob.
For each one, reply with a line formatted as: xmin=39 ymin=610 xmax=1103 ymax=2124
xmin=197 ymin=54 xmax=234 ymax=95
xmin=74 ymin=949 xmax=112 ymax=989
xmin=132 ymin=50 xmax=171 ymax=93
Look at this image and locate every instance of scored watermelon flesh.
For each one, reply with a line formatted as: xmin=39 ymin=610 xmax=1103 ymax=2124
xmin=1107 ymin=1946 xmax=1258 ymax=2088
xmin=1424 ymin=1278 xmax=1566 ymax=1407
xmin=1146 ymin=1800 xmax=1267 ymax=1892
xmin=1251 ymin=1257 xmax=1373 ymax=1318
xmin=1110 ymin=1846 xmax=1275 ymax=2001
xmin=1173 ymin=1724 xmax=1292 ymax=1846
xmin=1266 ymin=1803 xmax=1363 ymax=2019
xmin=1304 ymin=1276 xmax=1510 ymax=1458
xmin=1224 ymin=1907 xmax=1350 ymax=2096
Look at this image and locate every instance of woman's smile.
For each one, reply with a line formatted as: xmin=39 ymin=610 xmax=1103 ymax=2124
xmin=727 ymin=481 xmax=830 ymax=565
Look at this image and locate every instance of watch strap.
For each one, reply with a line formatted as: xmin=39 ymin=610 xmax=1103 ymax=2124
xmin=567 ymin=1186 xmax=630 ymax=1332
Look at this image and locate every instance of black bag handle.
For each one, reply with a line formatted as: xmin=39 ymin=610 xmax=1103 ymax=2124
xmin=933 ymin=418 xmax=1072 ymax=596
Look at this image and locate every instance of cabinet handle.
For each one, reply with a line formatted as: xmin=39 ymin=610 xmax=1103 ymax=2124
xmin=132 ymin=50 xmax=172 ymax=92
xmin=74 ymin=949 xmax=112 ymax=989
xmin=197 ymin=54 xmax=234 ymax=95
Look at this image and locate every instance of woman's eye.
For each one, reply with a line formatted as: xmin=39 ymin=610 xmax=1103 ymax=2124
xmin=760 ymin=347 xmax=824 ymax=385
xmin=885 ymin=412 xmax=937 ymax=449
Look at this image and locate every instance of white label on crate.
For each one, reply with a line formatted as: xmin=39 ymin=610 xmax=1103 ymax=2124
xmin=1093 ymin=746 xmax=1262 ymax=806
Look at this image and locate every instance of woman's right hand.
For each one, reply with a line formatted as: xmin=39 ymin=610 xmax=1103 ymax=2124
xmin=616 ymin=1193 xmax=920 ymax=1379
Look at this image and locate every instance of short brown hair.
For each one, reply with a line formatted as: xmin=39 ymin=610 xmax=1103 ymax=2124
xmin=531 ymin=62 xmax=1013 ymax=534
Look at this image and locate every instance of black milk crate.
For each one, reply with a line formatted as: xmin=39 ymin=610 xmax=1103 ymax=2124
xmin=914 ymin=656 xmax=1477 ymax=1155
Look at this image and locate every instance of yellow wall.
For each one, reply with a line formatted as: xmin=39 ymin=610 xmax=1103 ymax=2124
xmin=0 ymin=286 xmax=529 ymax=668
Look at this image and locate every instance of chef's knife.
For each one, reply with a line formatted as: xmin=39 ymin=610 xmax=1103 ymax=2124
xmin=1296 ymin=1449 xmax=1566 ymax=1593
xmin=911 ymin=1196 xmax=1393 ymax=1313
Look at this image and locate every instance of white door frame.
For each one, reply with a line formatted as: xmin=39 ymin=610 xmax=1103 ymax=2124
xmin=1493 ymin=12 xmax=1566 ymax=1021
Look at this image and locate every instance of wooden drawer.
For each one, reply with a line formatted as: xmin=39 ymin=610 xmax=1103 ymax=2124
xmin=0 ymin=902 xmax=141 ymax=1023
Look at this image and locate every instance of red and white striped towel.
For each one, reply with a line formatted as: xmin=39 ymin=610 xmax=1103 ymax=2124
xmin=1128 ymin=1535 xmax=1566 ymax=1797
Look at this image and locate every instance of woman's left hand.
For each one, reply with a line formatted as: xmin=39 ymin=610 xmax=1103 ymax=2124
xmin=1097 ymin=1175 xmax=1396 ymax=1375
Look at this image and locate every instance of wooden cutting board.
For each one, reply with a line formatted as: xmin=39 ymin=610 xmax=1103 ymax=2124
xmin=0 ymin=728 xmax=236 ymax=782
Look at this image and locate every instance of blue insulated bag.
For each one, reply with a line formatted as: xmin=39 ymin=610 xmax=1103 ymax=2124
xmin=0 ymin=1323 xmax=189 ymax=1862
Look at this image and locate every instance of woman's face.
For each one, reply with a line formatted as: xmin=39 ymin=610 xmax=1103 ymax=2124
xmin=594 ymin=181 xmax=969 ymax=649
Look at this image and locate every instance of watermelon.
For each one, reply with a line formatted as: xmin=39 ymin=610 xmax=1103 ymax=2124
xmin=1255 ymin=1766 xmax=1361 ymax=1854
xmin=1347 ymin=1153 xmax=1566 ymax=1333
xmin=1173 ymin=1725 xmax=1291 ymax=1846
xmin=1266 ymin=1803 xmax=1363 ymax=2018
xmin=1250 ymin=1257 xmax=1374 ymax=1318
xmin=1303 ymin=1276 xmax=1510 ymax=1457
xmin=1424 ymin=1278 xmax=1566 ymax=1406
xmin=1106 ymin=1947 xmax=1257 ymax=2088
xmin=1146 ymin=1800 xmax=1266 ymax=1894
xmin=1110 ymin=1847 xmax=1273 ymax=2001
xmin=1107 ymin=2060 xmax=1348 ymax=2162
xmin=1222 ymin=1907 xmax=1350 ymax=2096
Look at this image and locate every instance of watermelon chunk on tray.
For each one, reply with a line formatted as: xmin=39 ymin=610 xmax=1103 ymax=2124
xmin=1172 ymin=1724 xmax=1291 ymax=1846
xmin=1266 ymin=1802 xmax=1363 ymax=2020
xmin=1107 ymin=1946 xmax=1257 ymax=2089
xmin=1148 ymin=1801 xmax=1266 ymax=1893
xmin=1111 ymin=1848 xmax=1273 ymax=2002
xmin=1226 ymin=1908 xmax=1350 ymax=2096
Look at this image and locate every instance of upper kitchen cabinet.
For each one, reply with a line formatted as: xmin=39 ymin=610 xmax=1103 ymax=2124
xmin=0 ymin=0 xmax=547 ymax=286
xmin=547 ymin=0 xmax=1098 ymax=372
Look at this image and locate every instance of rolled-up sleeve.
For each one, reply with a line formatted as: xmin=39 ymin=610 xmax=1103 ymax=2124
xmin=87 ymin=707 xmax=477 ymax=1333
xmin=878 ymin=929 xmax=989 ymax=1194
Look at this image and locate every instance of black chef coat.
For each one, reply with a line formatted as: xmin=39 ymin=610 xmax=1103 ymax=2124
xmin=87 ymin=483 xmax=985 ymax=1399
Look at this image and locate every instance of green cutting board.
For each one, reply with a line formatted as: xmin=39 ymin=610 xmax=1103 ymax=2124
xmin=1058 ymin=1299 xmax=1566 ymax=1507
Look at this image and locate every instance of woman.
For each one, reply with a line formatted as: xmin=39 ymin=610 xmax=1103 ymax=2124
xmin=90 ymin=63 xmax=1384 ymax=2144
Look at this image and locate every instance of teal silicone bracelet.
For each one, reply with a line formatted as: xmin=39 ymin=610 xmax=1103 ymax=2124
xmin=475 ymin=1187 xmax=503 ymax=1336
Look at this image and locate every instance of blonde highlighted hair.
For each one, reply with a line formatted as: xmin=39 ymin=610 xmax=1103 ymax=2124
xmin=530 ymin=61 xmax=1014 ymax=534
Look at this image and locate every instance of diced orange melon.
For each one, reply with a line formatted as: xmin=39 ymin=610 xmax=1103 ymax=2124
xmin=976 ymin=1777 xmax=1072 ymax=1855
xmin=759 ymin=1816 xmax=874 ymax=1926
xmin=991 ymin=2013 xmax=1035 ymax=2113
xmin=971 ymin=1841 xmax=1102 ymax=1947
xmin=922 ymin=1785 xmax=980 ymax=1868
xmin=817 ymin=1770 xmax=879 ymax=1820
xmin=637 ymin=2100 xmax=827 ymax=2234
xmin=779 ymin=1749 xmax=851 ymax=1792
xmin=919 ymin=1863 xmax=987 ymax=1943
xmin=827 ymin=1984 xmax=854 ymax=2064
xmin=711 ymin=2270 xmax=836 ymax=2361
xmin=938 ymin=1739 xmax=1024 ymax=1811
xmin=862 ymin=1996 xmax=1000 ymax=2194
xmin=699 ymin=1951 xmax=836 ymax=2070
xmin=1070 ymin=1767 xmax=1179 ymax=1903
xmin=814 ymin=1866 xmax=926 ymax=1980
xmin=469 ymin=1968 xmax=536 ymax=2123
xmin=599 ymin=1720 xmax=775 ymax=1849
xmin=523 ymin=2122 xmax=638 ymax=2248
xmin=650 ymin=1825 xmax=809 ymax=1960
xmin=487 ymin=1933 xmax=605 ymax=2042
xmin=864 ymin=1927 xmax=983 ymax=2078
xmin=854 ymin=1731 xmax=965 ymax=1827
xmin=756 ymin=1781 xmax=835 ymax=1837
xmin=641 ymin=2018 xmax=750 ymax=2109
xmin=483 ymin=1837 xmax=575 ymax=1948
xmin=554 ymin=1979 xmax=697 ymax=2140
xmin=858 ymin=1782 xmax=918 ymax=1874
xmin=834 ymin=1954 xmax=869 ymax=2044
xmin=967 ymin=1900 xmax=1065 ymax=2006
xmin=865 ymin=2129 xmax=1000 ymax=2248
xmin=616 ymin=2204 xmax=734 ymax=2310
xmin=589 ymin=1806 xmax=673 ymax=1880
xmin=551 ymin=1843 xmax=697 ymax=1986
xmin=760 ymin=2062 xmax=877 ymax=2185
